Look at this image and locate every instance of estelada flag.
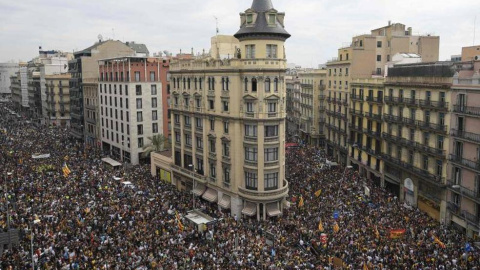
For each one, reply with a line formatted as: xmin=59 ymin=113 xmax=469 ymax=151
xmin=333 ymin=222 xmax=339 ymax=233
xmin=375 ymin=226 xmax=380 ymax=239
xmin=433 ymin=235 xmax=446 ymax=248
xmin=318 ymin=220 xmax=324 ymax=232
xmin=363 ymin=262 xmax=369 ymax=270
xmin=389 ymin=229 xmax=406 ymax=239
xmin=298 ymin=196 xmax=304 ymax=207
xmin=314 ymin=189 xmax=322 ymax=197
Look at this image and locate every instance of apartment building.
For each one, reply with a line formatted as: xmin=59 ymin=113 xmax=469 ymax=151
xmin=69 ymin=40 xmax=135 ymax=143
xmin=0 ymin=63 xmax=19 ymax=96
xmin=326 ymin=22 xmax=439 ymax=165
xmin=349 ymin=78 xmax=385 ymax=187
xmin=286 ymin=74 xmax=300 ymax=136
xmin=447 ymin=47 xmax=480 ymax=237
xmin=45 ymin=74 xmax=72 ymax=127
xmin=297 ymin=69 xmax=327 ymax=146
xmin=98 ymin=56 xmax=164 ymax=165
xmin=10 ymin=63 xmax=28 ymax=111
xmin=167 ymin=0 xmax=290 ymax=220
xmin=382 ymin=62 xmax=454 ymax=222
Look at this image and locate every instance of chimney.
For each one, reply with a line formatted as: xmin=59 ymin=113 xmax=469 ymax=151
xmin=388 ymin=20 xmax=391 ymax=26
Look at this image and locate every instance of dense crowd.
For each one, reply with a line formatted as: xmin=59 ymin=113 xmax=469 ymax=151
xmin=1 ymin=102 xmax=480 ymax=269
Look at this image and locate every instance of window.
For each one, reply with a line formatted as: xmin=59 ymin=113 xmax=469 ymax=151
xmin=199 ymin=78 xmax=202 ymax=90
xmin=265 ymin=125 xmax=278 ymax=137
xmin=252 ymin=78 xmax=257 ymax=92
xmin=222 ymin=101 xmax=229 ymax=112
xmin=136 ymin=98 xmax=142 ymax=109
xmin=195 ymin=98 xmax=201 ymax=108
xmin=244 ymin=124 xmax=257 ymax=137
xmin=245 ymin=147 xmax=257 ymax=161
xmin=209 ymin=139 xmax=216 ymax=152
xmin=423 ymin=155 xmax=429 ymax=170
xmin=174 ymin=96 xmax=179 ymax=106
xmin=210 ymin=119 xmax=215 ymax=131
xmin=377 ymin=41 xmax=382 ymax=48
xmin=209 ymin=99 xmax=214 ymax=110
xmin=136 ymin=85 xmax=142 ymax=95
xmin=137 ymin=124 xmax=143 ymax=135
xmin=244 ymin=78 xmax=248 ymax=92
xmin=246 ymin=102 xmax=254 ymax=112
xmin=268 ymin=102 xmax=277 ymax=113
xmin=437 ymin=136 xmax=444 ymax=150
xmin=125 ymin=85 xmax=128 ymax=95
xmin=152 ymin=110 xmax=158 ymax=121
xmin=187 ymin=78 xmax=191 ymax=89
xmin=174 ymin=114 xmax=180 ymax=124
xmin=268 ymin=14 xmax=276 ymax=24
xmin=265 ymin=147 xmax=279 ymax=162
xmin=246 ymin=14 xmax=253 ymax=24
xmin=265 ymin=78 xmax=271 ymax=92
xmin=436 ymin=160 xmax=443 ymax=177
xmin=152 ymin=97 xmax=157 ymax=108
xmin=223 ymin=121 xmax=229 ymax=133
xmin=175 ymin=131 xmax=180 ymax=143
xmin=274 ymin=78 xmax=278 ymax=92
xmin=210 ymin=163 xmax=216 ymax=178
xmin=152 ymin=123 xmax=158 ymax=133
xmin=138 ymin=137 xmax=144 ymax=147
xmin=223 ymin=167 xmax=231 ymax=184
xmin=185 ymin=134 xmax=192 ymax=146
xmin=245 ymin=171 xmax=257 ymax=190
xmin=137 ymin=111 xmax=143 ymax=122
xmin=135 ymin=72 xmax=140 ymax=82
xmin=150 ymin=72 xmax=155 ymax=82
xmin=126 ymin=112 xmax=129 ymax=122
xmin=184 ymin=116 xmax=191 ymax=127
xmin=376 ymin=55 xmax=381 ymax=61
xmin=246 ymin=45 xmax=256 ymax=59
xmin=196 ymin=136 xmax=203 ymax=149
xmin=222 ymin=77 xmax=229 ymax=91
xmin=151 ymin=85 xmax=157 ymax=95
xmin=266 ymin=44 xmax=277 ymax=58
xmin=265 ymin=172 xmax=279 ymax=190
xmin=222 ymin=142 xmax=230 ymax=157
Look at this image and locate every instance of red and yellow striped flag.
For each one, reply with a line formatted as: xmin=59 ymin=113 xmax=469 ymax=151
xmin=333 ymin=222 xmax=339 ymax=233
xmin=298 ymin=196 xmax=304 ymax=207
xmin=318 ymin=220 xmax=324 ymax=232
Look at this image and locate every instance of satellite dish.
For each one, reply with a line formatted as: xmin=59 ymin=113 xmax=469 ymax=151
xmin=98 ymin=34 xmax=103 ymax=42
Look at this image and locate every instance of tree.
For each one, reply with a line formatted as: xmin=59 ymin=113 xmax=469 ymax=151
xmin=142 ymin=134 xmax=170 ymax=158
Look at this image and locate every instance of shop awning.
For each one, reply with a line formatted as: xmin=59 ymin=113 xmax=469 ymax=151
xmin=266 ymin=202 xmax=281 ymax=217
xmin=193 ymin=184 xmax=206 ymax=196
xmin=218 ymin=195 xmax=231 ymax=209
xmin=241 ymin=202 xmax=257 ymax=216
xmin=202 ymin=188 xmax=218 ymax=202
xmin=101 ymin=157 xmax=122 ymax=167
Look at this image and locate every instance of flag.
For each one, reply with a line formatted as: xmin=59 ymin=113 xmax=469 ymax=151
xmin=433 ymin=235 xmax=446 ymax=248
xmin=333 ymin=222 xmax=339 ymax=233
xmin=62 ymin=162 xmax=71 ymax=177
xmin=363 ymin=262 xmax=369 ymax=270
xmin=318 ymin=220 xmax=324 ymax=232
xmin=314 ymin=189 xmax=322 ymax=197
xmin=375 ymin=226 xmax=380 ymax=239
xmin=298 ymin=196 xmax=304 ymax=207
xmin=175 ymin=211 xmax=184 ymax=231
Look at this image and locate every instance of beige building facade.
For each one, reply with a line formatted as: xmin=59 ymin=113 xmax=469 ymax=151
xmin=45 ymin=74 xmax=72 ymax=127
xmin=166 ymin=0 xmax=290 ymax=220
xmin=326 ymin=22 xmax=440 ymax=165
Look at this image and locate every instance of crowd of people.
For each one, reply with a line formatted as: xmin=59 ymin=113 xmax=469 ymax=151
xmin=1 ymin=102 xmax=480 ymax=269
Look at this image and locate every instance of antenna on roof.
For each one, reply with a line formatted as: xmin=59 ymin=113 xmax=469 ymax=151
xmin=214 ymin=16 xmax=219 ymax=35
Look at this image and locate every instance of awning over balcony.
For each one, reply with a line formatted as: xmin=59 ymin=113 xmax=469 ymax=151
xmin=202 ymin=188 xmax=218 ymax=202
xmin=218 ymin=195 xmax=231 ymax=209
xmin=241 ymin=201 xmax=257 ymax=216
xmin=193 ymin=184 xmax=206 ymax=196
xmin=266 ymin=202 xmax=281 ymax=217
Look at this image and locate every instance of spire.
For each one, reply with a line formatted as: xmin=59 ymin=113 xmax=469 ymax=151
xmin=251 ymin=0 xmax=274 ymax=12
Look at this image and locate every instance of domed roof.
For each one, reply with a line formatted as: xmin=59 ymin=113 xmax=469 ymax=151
xmin=234 ymin=0 xmax=290 ymax=41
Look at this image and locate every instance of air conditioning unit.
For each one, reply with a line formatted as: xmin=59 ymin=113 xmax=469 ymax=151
xmin=474 ymin=55 xmax=480 ymax=61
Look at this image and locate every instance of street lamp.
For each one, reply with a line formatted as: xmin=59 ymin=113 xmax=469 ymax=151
xmin=189 ymin=164 xmax=196 ymax=208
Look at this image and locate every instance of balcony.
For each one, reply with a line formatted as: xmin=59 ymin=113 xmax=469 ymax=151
xmin=351 ymin=95 xmax=364 ymax=101
xmin=349 ymin=109 xmax=364 ymax=117
xmin=417 ymin=120 xmax=447 ymax=134
xmin=341 ymin=99 xmax=348 ymax=106
xmin=349 ymin=124 xmax=362 ymax=133
xmin=238 ymin=180 xmax=289 ymax=201
xmin=382 ymin=154 xmax=445 ymax=186
xmin=419 ymin=100 xmax=448 ymax=111
xmin=365 ymin=112 xmax=382 ymax=121
xmin=403 ymin=97 xmax=418 ymax=107
xmin=264 ymin=136 xmax=279 ymax=143
xmin=450 ymin=129 xmax=480 ymax=144
xmin=244 ymin=136 xmax=257 ymax=142
xmin=453 ymin=105 xmax=480 ymax=117
xmin=363 ymin=129 xmax=381 ymax=139
xmin=382 ymin=132 xmax=445 ymax=158
xmin=326 ymin=97 xmax=332 ymax=103
xmin=171 ymin=164 xmax=207 ymax=184
xmin=318 ymin=95 xmax=325 ymax=100
xmin=449 ymin=154 xmax=480 ymax=173
xmin=384 ymin=96 xmax=396 ymax=105
xmin=448 ymin=181 xmax=480 ymax=204
xmin=319 ymin=106 xmax=325 ymax=112
xmin=463 ymin=211 xmax=480 ymax=227
xmin=365 ymin=96 xmax=383 ymax=104
xmin=384 ymin=114 xmax=402 ymax=124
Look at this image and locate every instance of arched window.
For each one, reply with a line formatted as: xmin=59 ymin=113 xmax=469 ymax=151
xmin=199 ymin=78 xmax=203 ymax=90
xmin=211 ymin=77 xmax=215 ymax=90
xmin=207 ymin=77 xmax=211 ymax=90
xmin=187 ymin=78 xmax=191 ymax=89
xmin=226 ymin=77 xmax=229 ymax=91
xmin=173 ymin=78 xmax=176 ymax=89
xmin=265 ymin=78 xmax=271 ymax=92
xmin=222 ymin=77 xmax=226 ymax=91
xmin=183 ymin=78 xmax=186 ymax=89
xmin=274 ymin=78 xmax=279 ymax=92
xmin=244 ymin=78 xmax=248 ymax=92
xmin=194 ymin=78 xmax=198 ymax=90
xmin=252 ymin=78 xmax=257 ymax=92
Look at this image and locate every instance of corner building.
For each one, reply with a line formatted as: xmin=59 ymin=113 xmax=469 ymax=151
xmin=169 ymin=0 xmax=290 ymax=220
